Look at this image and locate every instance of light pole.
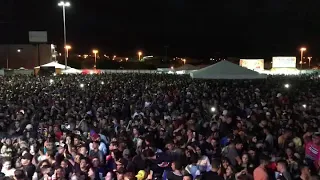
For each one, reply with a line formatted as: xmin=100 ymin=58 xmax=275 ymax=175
xmin=65 ymin=45 xmax=71 ymax=58
xmin=308 ymin=57 xmax=312 ymax=69
xmin=58 ymin=1 xmax=70 ymax=69
xmin=300 ymin=47 xmax=306 ymax=70
xmin=93 ymin=49 xmax=98 ymax=69
xmin=138 ymin=51 xmax=142 ymax=61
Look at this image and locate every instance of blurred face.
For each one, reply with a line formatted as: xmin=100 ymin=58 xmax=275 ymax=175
xmin=79 ymin=147 xmax=87 ymax=155
xmin=53 ymin=126 xmax=59 ymax=132
xmin=236 ymin=143 xmax=243 ymax=150
xmin=75 ymin=155 xmax=81 ymax=163
xmin=74 ymin=138 xmax=80 ymax=145
xmin=133 ymin=129 xmax=139 ymax=136
xmin=56 ymin=168 xmax=64 ymax=178
xmin=61 ymin=161 xmax=68 ymax=168
xmin=242 ymin=154 xmax=249 ymax=164
xmin=92 ymin=158 xmax=99 ymax=167
xmin=171 ymin=162 xmax=176 ymax=170
xmin=166 ymin=143 xmax=173 ymax=150
xmin=109 ymin=143 xmax=118 ymax=151
xmin=46 ymin=142 xmax=54 ymax=150
xmin=222 ymin=160 xmax=229 ymax=168
xmin=80 ymin=159 xmax=87 ymax=169
xmin=21 ymin=158 xmax=30 ymax=166
xmin=301 ymin=167 xmax=310 ymax=176
xmin=183 ymin=176 xmax=192 ymax=180
xmin=313 ymin=136 xmax=320 ymax=145
xmin=276 ymin=163 xmax=283 ymax=172
xmin=286 ymin=148 xmax=293 ymax=157
xmin=226 ymin=166 xmax=233 ymax=176
xmin=105 ymin=172 xmax=113 ymax=180
xmin=252 ymin=137 xmax=257 ymax=143
xmin=248 ymin=150 xmax=256 ymax=158
xmin=14 ymin=121 xmax=20 ymax=128
xmin=196 ymin=147 xmax=201 ymax=155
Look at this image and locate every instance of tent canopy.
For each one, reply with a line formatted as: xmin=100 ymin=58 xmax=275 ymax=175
xmin=190 ymin=60 xmax=267 ymax=79
xmin=61 ymin=68 xmax=82 ymax=74
xmin=34 ymin=61 xmax=71 ymax=69
xmin=175 ymin=64 xmax=197 ymax=71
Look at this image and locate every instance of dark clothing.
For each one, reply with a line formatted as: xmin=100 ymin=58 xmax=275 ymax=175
xmin=166 ymin=171 xmax=183 ymax=180
xmin=23 ymin=164 xmax=36 ymax=179
xmin=201 ymin=171 xmax=224 ymax=180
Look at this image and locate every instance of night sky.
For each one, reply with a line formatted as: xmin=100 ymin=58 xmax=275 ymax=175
xmin=1 ymin=0 xmax=320 ymax=58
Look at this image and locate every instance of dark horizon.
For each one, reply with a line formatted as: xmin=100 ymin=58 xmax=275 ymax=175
xmin=1 ymin=0 xmax=320 ymax=59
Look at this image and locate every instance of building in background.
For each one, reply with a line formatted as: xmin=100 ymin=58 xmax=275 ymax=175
xmin=239 ymin=59 xmax=264 ymax=71
xmin=0 ymin=44 xmax=53 ymax=69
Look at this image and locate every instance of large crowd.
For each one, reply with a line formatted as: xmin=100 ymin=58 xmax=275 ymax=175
xmin=0 ymin=73 xmax=319 ymax=180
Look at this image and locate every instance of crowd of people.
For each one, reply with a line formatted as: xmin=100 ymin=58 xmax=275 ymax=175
xmin=0 ymin=73 xmax=319 ymax=180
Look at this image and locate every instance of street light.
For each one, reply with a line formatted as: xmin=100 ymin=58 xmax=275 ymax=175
xmin=308 ymin=57 xmax=312 ymax=69
xmin=92 ymin=49 xmax=98 ymax=69
xmin=58 ymin=1 xmax=71 ymax=69
xmin=138 ymin=51 xmax=142 ymax=61
xmin=182 ymin=59 xmax=186 ymax=64
xmin=65 ymin=45 xmax=71 ymax=58
xmin=300 ymin=47 xmax=306 ymax=70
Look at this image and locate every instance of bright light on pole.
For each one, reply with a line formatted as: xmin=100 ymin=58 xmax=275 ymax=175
xmin=138 ymin=51 xmax=142 ymax=61
xmin=49 ymin=79 xmax=54 ymax=84
xmin=80 ymin=83 xmax=84 ymax=88
xmin=101 ymin=81 xmax=104 ymax=85
xmin=302 ymin=104 xmax=307 ymax=108
xmin=300 ymin=47 xmax=306 ymax=70
xmin=211 ymin=107 xmax=216 ymax=112
xmin=284 ymin=84 xmax=290 ymax=88
xmin=58 ymin=1 xmax=71 ymax=69
xmin=65 ymin=45 xmax=71 ymax=58
xmin=308 ymin=57 xmax=312 ymax=69
xmin=93 ymin=49 xmax=98 ymax=69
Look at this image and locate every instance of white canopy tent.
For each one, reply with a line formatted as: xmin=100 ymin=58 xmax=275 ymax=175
xmin=34 ymin=61 xmax=71 ymax=69
xmin=61 ymin=68 xmax=82 ymax=74
xmin=190 ymin=60 xmax=267 ymax=79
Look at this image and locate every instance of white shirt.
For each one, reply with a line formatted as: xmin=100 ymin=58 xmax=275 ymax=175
xmin=1 ymin=168 xmax=15 ymax=177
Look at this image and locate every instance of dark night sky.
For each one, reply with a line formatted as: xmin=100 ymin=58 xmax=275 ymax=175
xmin=1 ymin=0 xmax=320 ymax=58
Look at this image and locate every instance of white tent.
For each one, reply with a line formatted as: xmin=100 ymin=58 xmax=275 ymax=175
xmin=190 ymin=60 xmax=267 ymax=79
xmin=61 ymin=68 xmax=82 ymax=74
xmin=34 ymin=61 xmax=71 ymax=69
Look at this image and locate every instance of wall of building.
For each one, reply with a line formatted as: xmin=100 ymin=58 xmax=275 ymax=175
xmin=0 ymin=44 xmax=52 ymax=69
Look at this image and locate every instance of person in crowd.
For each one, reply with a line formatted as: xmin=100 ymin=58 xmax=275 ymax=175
xmin=253 ymin=155 xmax=269 ymax=180
xmin=201 ymin=159 xmax=223 ymax=180
xmin=276 ymin=160 xmax=292 ymax=180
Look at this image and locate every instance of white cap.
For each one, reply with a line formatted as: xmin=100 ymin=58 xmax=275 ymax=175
xmin=26 ymin=124 xmax=33 ymax=130
xmin=223 ymin=110 xmax=228 ymax=116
